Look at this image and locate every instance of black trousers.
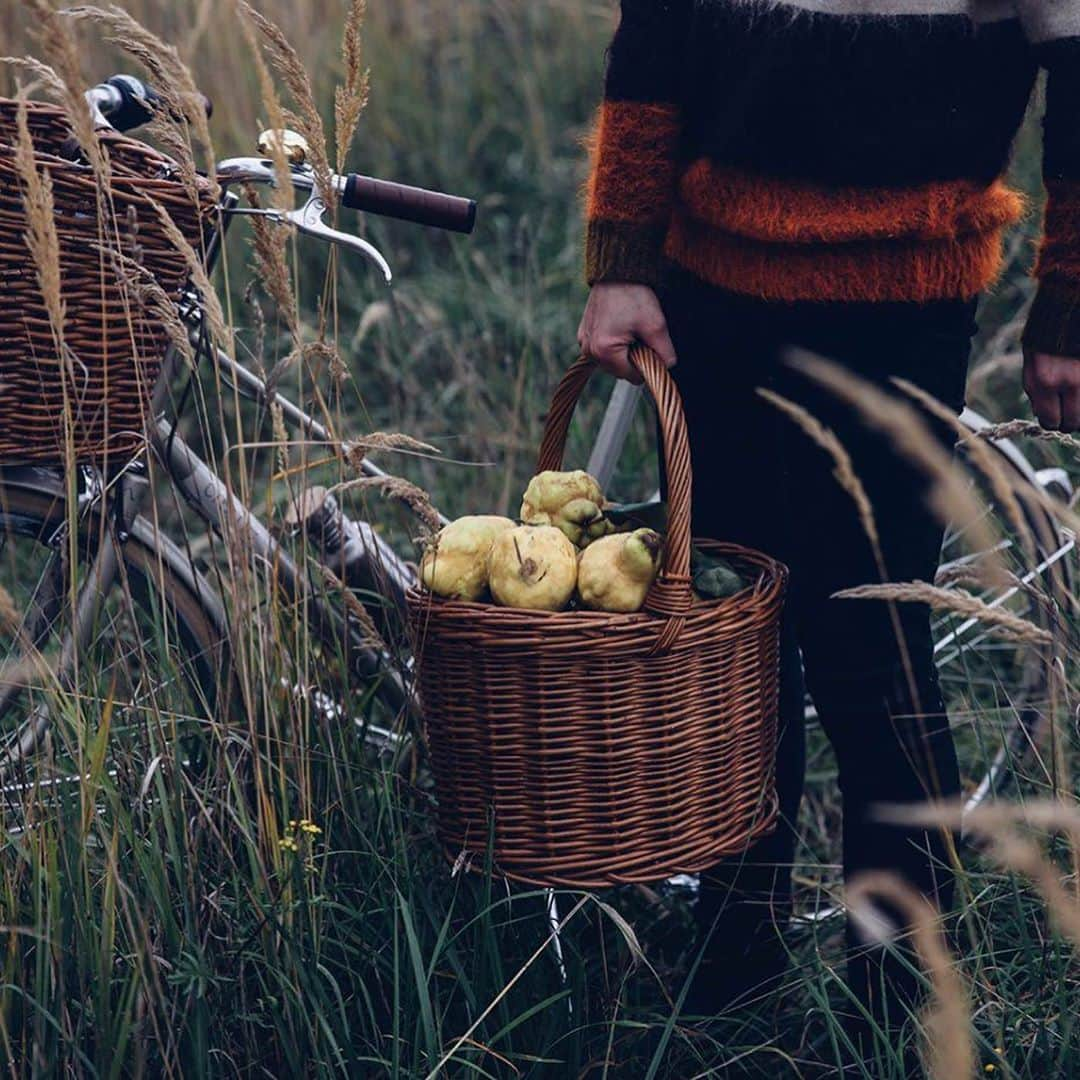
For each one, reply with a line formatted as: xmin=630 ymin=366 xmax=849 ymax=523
xmin=656 ymin=267 xmax=974 ymax=1041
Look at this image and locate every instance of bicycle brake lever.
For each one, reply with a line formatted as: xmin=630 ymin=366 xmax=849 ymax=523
xmin=287 ymin=194 xmax=393 ymax=284
xmin=218 ymin=169 xmax=394 ymax=284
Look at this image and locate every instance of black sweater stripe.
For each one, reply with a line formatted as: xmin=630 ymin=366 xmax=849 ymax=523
xmin=603 ymin=0 xmax=692 ymax=102
xmin=1040 ymin=36 xmax=1080 ymax=180
xmin=682 ymin=7 xmax=1038 ymax=186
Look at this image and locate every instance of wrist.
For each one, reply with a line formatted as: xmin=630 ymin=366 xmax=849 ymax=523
xmin=585 ymin=220 xmax=667 ymax=289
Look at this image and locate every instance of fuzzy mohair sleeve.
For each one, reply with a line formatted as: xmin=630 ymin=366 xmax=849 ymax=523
xmin=584 ymin=0 xmax=690 ymax=287
xmin=1019 ymin=2 xmax=1080 ymax=355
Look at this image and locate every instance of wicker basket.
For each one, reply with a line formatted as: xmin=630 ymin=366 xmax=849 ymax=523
xmin=0 ymin=98 xmax=216 ymax=464
xmin=407 ymin=346 xmax=788 ymax=887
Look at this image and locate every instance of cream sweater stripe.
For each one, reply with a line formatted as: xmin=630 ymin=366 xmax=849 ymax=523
xmin=720 ymin=0 xmax=1080 ymax=42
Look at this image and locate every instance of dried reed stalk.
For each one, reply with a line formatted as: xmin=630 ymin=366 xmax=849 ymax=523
xmin=893 ymin=377 xmax=1035 ymax=566
xmin=302 ymin=340 xmax=347 ymax=386
xmin=144 ymin=113 xmax=202 ymax=207
xmin=148 ymin=198 xmax=230 ymax=352
xmin=962 ymin=421 xmax=1080 ymax=548
xmin=882 ymin=801 xmax=1080 ymax=948
xmin=245 ymin=204 xmax=299 ymax=448
xmin=987 ymin=830 xmax=1080 ymax=946
xmin=248 ymin=209 xmax=299 ymax=342
xmin=231 ymin=65 xmax=295 ymax=466
xmin=233 ymin=17 xmax=291 ymax=215
xmin=834 ymin=581 xmax=1052 ymax=644
xmin=344 ymin=433 xmax=439 ymax=470
xmin=90 ymin=241 xmax=196 ymax=374
xmin=13 ymin=94 xmax=65 ymax=344
xmin=933 ymin=560 xmax=1054 ymax=612
xmin=757 ymin=388 xmax=879 ymax=550
xmin=20 ymin=0 xmax=109 ymax=187
xmin=238 ymin=188 xmax=299 ymax=478
xmin=317 ymin=564 xmax=386 ymax=653
xmin=245 ymin=202 xmax=304 ymax=412
xmin=237 ymin=0 xmax=335 ymax=208
xmin=973 ymin=420 xmax=1080 ymax=454
xmin=62 ymin=4 xmax=217 ymax=195
xmin=0 ymin=56 xmax=65 ymax=98
xmin=933 ymin=561 xmax=994 ymax=591
xmin=0 ymin=584 xmax=23 ymax=637
xmin=335 ymin=0 xmax=370 ymax=173
xmin=757 ymin=387 xmax=941 ymax=727
xmin=788 ymin=350 xmax=1006 ymax=583
xmin=329 ymin=475 xmax=441 ymax=535
xmin=12 ymin=85 xmax=89 ymax=468
xmin=139 ymin=277 xmax=196 ymax=371
xmin=846 ymin=870 xmax=973 ymax=1080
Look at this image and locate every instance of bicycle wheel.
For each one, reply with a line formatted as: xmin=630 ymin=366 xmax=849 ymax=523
xmin=935 ymin=414 xmax=1074 ymax=810
xmin=0 ymin=476 xmax=234 ymax=786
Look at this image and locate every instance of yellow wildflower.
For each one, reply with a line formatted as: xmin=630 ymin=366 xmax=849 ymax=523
xmin=299 ymin=820 xmax=322 ymax=835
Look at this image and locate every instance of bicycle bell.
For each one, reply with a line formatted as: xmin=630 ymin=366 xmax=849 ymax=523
xmin=256 ymin=128 xmax=310 ymax=166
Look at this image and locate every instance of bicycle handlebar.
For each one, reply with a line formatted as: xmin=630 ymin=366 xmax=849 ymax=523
xmin=92 ymin=75 xmax=476 ymax=237
xmin=217 ymin=157 xmax=479 ymax=240
xmin=341 ymin=173 xmax=476 ymax=234
xmin=87 ymin=75 xmax=213 ymax=134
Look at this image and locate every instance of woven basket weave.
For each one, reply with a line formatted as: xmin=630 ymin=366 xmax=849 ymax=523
xmin=0 ymin=98 xmax=215 ymax=464
xmin=408 ymin=346 xmax=788 ymax=887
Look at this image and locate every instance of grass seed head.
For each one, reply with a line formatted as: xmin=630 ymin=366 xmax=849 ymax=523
xmin=834 ymin=580 xmax=1053 ymax=644
xmin=236 ymin=0 xmax=335 ymax=208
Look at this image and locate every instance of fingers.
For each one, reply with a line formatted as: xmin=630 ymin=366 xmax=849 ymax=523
xmin=578 ymin=324 xmax=640 ymax=384
xmin=578 ymin=283 xmax=673 ymax=385
xmin=593 ymin=341 xmax=643 ymax=384
xmin=639 ymin=317 xmax=678 ymax=370
xmin=1062 ymin=385 xmax=1080 ymax=433
xmin=1029 ymin=382 xmax=1062 ymax=430
xmin=1024 ymin=351 xmax=1080 ymax=431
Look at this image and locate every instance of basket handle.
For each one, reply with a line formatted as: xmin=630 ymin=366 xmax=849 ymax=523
xmin=536 ymin=346 xmax=693 ymax=652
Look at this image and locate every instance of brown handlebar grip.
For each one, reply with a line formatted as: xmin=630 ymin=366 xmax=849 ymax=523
xmin=341 ymin=174 xmax=477 ymax=234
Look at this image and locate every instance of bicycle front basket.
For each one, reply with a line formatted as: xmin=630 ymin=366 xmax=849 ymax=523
xmin=0 ymin=98 xmax=216 ymax=465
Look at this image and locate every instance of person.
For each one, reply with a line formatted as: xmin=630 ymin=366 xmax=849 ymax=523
xmin=576 ymin=0 xmax=1080 ymax=1067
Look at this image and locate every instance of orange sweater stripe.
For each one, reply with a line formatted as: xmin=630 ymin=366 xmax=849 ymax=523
xmin=1034 ymin=179 xmax=1080 ymax=280
xmin=676 ymin=161 xmax=1027 ymax=246
xmin=664 ymin=206 xmax=1009 ymax=303
xmin=585 ymin=101 xmax=682 ymax=225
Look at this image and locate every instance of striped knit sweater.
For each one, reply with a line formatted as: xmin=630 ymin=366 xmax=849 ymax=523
xmin=584 ymin=0 xmax=1080 ymax=355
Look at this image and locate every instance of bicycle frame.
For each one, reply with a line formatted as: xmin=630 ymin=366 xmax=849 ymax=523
xmin=151 ymin=343 xmax=418 ymax=716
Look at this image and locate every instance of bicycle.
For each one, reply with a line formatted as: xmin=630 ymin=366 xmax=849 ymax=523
xmin=0 ymin=75 xmax=1073 ymax=879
